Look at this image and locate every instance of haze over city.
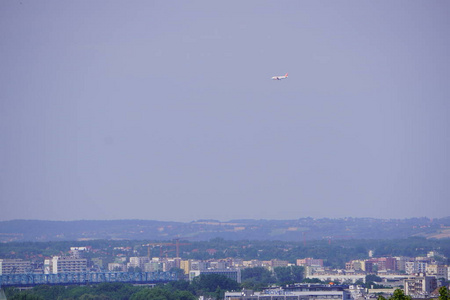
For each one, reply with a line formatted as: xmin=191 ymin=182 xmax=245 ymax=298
xmin=1 ymin=1 xmax=449 ymax=222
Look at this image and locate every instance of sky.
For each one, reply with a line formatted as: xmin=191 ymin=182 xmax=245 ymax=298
xmin=1 ymin=1 xmax=449 ymax=222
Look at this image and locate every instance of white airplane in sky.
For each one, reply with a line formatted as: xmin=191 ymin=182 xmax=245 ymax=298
xmin=271 ymin=73 xmax=288 ymax=80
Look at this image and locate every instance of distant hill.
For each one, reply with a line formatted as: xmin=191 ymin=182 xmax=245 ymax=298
xmin=0 ymin=217 xmax=449 ymax=242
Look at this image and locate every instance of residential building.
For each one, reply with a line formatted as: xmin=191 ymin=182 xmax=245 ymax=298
xmin=404 ymin=273 xmax=437 ymax=297
xmin=189 ymin=268 xmax=241 ymax=283
xmin=180 ymin=260 xmax=190 ymax=275
xmin=70 ymin=247 xmax=89 ymax=259
xmin=270 ymin=259 xmax=289 ymax=268
xmin=0 ymin=259 xmax=32 ymax=275
xmin=426 ymin=264 xmax=448 ymax=280
xmin=190 ymin=260 xmax=207 ymax=271
xmin=297 ymin=258 xmax=324 ymax=267
xmin=345 ymin=260 xmax=364 ymax=271
xmin=108 ymin=263 xmax=126 ymax=272
xmin=394 ymin=257 xmax=412 ymax=272
xmin=127 ymin=256 xmax=150 ymax=270
xmin=405 ymin=261 xmax=427 ymax=275
xmin=377 ymin=257 xmax=396 ymax=271
xmin=144 ymin=261 xmax=163 ymax=272
xmin=51 ymin=256 xmax=87 ymax=274
xmin=225 ymin=284 xmax=351 ymax=300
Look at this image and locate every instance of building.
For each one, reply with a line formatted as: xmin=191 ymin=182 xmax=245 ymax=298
xmin=108 ymin=263 xmax=126 ymax=272
xmin=377 ymin=257 xmax=396 ymax=271
xmin=190 ymin=260 xmax=208 ymax=271
xmin=426 ymin=264 xmax=448 ymax=280
xmin=70 ymin=247 xmax=89 ymax=258
xmin=297 ymin=258 xmax=324 ymax=267
xmin=405 ymin=261 xmax=427 ymax=275
xmin=225 ymin=284 xmax=351 ymax=300
xmin=189 ymin=268 xmax=241 ymax=283
xmin=404 ymin=273 xmax=437 ymax=297
xmin=51 ymin=256 xmax=87 ymax=274
xmin=144 ymin=261 xmax=163 ymax=272
xmin=243 ymin=260 xmax=267 ymax=268
xmin=127 ymin=256 xmax=150 ymax=270
xmin=180 ymin=260 xmax=190 ymax=275
xmin=394 ymin=257 xmax=412 ymax=272
xmin=270 ymin=259 xmax=289 ymax=268
xmin=0 ymin=259 xmax=32 ymax=275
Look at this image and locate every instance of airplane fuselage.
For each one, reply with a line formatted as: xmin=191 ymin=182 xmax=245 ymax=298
xmin=271 ymin=73 xmax=288 ymax=80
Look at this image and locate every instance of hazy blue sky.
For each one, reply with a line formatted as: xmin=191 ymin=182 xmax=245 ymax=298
xmin=1 ymin=1 xmax=449 ymax=222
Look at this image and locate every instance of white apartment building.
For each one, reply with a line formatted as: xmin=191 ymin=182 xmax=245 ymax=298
xmin=127 ymin=256 xmax=150 ymax=270
xmin=52 ymin=256 xmax=87 ymax=274
xmin=405 ymin=261 xmax=427 ymax=274
xmin=0 ymin=259 xmax=32 ymax=275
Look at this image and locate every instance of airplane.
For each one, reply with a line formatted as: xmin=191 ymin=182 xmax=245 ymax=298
xmin=271 ymin=73 xmax=288 ymax=80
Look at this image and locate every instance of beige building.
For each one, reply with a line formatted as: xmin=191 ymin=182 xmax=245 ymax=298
xmin=426 ymin=264 xmax=448 ymax=280
xmin=180 ymin=260 xmax=190 ymax=274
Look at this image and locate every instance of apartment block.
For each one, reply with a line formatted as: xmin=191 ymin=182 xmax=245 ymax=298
xmin=189 ymin=268 xmax=241 ymax=283
xmin=405 ymin=261 xmax=427 ymax=275
xmin=426 ymin=264 xmax=448 ymax=280
xmin=404 ymin=273 xmax=437 ymax=297
xmin=297 ymin=258 xmax=324 ymax=267
xmin=0 ymin=259 xmax=32 ymax=275
xmin=270 ymin=259 xmax=289 ymax=268
xmin=108 ymin=263 xmax=126 ymax=272
xmin=127 ymin=256 xmax=150 ymax=270
xmin=225 ymin=284 xmax=351 ymax=300
xmin=52 ymin=256 xmax=87 ymax=274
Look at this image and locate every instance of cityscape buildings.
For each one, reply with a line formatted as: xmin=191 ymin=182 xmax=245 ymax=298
xmin=0 ymin=245 xmax=448 ymax=298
